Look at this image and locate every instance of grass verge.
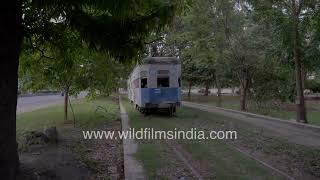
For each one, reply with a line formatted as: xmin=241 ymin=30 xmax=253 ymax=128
xmin=17 ymin=97 xmax=119 ymax=142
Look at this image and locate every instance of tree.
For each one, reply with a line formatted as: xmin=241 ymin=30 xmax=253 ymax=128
xmin=164 ymin=0 xmax=221 ymax=98
xmin=20 ymin=28 xmax=85 ymax=123
xmin=1 ymin=0 xmax=183 ymax=178
xmin=0 ymin=1 xmax=22 ymax=179
xmin=164 ymin=0 xmax=299 ymax=111
xmin=180 ymin=0 xmax=243 ymax=107
xmin=20 ymin=42 xmax=129 ymax=123
xmin=250 ymin=0 xmax=320 ymax=122
xmin=164 ymin=0 xmax=247 ymax=107
xmin=80 ymin=50 xmax=130 ymax=97
xmin=291 ymin=0 xmax=307 ymax=122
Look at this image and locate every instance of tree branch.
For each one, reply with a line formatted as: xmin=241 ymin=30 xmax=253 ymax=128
xmin=298 ymin=0 xmax=304 ymax=14
xmin=27 ymin=36 xmax=54 ymax=59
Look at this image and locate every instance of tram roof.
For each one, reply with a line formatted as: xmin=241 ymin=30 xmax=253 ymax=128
xmin=142 ymin=57 xmax=180 ymax=65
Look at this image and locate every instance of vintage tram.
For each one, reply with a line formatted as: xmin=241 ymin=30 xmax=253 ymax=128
xmin=127 ymin=57 xmax=181 ymax=115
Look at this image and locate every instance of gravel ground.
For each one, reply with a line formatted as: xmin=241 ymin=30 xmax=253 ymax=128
xmin=17 ymin=120 xmax=124 ymax=180
xmin=68 ymin=121 xmax=124 ymax=180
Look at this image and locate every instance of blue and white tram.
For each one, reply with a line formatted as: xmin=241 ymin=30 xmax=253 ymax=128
xmin=127 ymin=57 xmax=181 ymax=115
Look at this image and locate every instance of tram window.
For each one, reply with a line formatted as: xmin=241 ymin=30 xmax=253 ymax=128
xmin=178 ymin=77 xmax=181 ymax=87
xmin=141 ymin=78 xmax=148 ymax=88
xmin=157 ymin=77 xmax=169 ymax=87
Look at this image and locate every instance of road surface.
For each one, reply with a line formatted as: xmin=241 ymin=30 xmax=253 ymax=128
xmin=17 ymin=92 xmax=87 ymax=114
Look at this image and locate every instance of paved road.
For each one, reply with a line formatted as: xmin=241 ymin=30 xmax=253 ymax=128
xmin=183 ymin=101 xmax=320 ymax=149
xmin=17 ymin=92 xmax=87 ymax=114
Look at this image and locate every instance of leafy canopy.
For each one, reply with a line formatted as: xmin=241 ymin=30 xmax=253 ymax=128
xmin=23 ymin=0 xmax=185 ymax=60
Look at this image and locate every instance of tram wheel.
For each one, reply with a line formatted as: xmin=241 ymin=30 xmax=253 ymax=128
xmin=168 ymin=107 xmax=174 ymax=116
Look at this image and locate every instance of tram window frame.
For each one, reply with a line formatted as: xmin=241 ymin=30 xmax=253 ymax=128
xmin=141 ymin=78 xmax=148 ymax=88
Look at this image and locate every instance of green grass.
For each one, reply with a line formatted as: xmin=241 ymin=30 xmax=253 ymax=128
xmin=134 ymin=143 xmax=165 ymax=178
xmin=183 ymin=94 xmax=240 ymax=110
xmin=123 ymin=99 xmax=178 ymax=179
xmin=17 ymin=97 xmax=119 ymax=142
xmin=122 ymin=98 xmax=283 ymax=180
xmin=182 ymin=141 xmax=280 ymax=180
xmin=182 ymin=94 xmax=320 ymax=126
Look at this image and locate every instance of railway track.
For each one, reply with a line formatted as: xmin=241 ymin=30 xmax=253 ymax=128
xmin=183 ymin=101 xmax=320 ymax=149
xmin=120 ymin=99 xmax=319 ymax=179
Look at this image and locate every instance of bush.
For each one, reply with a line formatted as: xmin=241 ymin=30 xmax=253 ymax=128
xmin=306 ymin=80 xmax=320 ymax=93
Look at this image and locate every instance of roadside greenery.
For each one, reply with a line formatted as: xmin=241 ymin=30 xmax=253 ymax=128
xmin=149 ymin=0 xmax=320 ymax=123
xmin=2 ymin=1 xmax=185 ymax=176
xmin=17 ymin=97 xmax=119 ymax=144
xmin=182 ymin=94 xmax=320 ymax=126
xmin=19 ymin=34 xmax=128 ymax=122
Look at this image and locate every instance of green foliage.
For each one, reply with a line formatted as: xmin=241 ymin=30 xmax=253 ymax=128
xmin=163 ymin=0 xmax=235 ymax=87
xmin=78 ymin=50 xmax=131 ymax=97
xmin=306 ymin=79 xmax=320 ymax=93
xmin=159 ymin=0 xmax=320 ymax=110
xmin=250 ymin=0 xmax=320 ymax=71
xmin=250 ymin=59 xmax=296 ymax=103
xmin=19 ymin=28 xmax=131 ymax=96
xmin=23 ymin=0 xmax=185 ymax=60
xmin=20 ymin=0 xmax=185 ymax=95
xmin=20 ymin=0 xmax=320 ymax=109
xmin=20 ymin=28 xmax=85 ymax=94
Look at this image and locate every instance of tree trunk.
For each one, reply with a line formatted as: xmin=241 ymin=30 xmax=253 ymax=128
xmin=240 ymin=80 xmax=248 ymax=111
xmin=215 ymin=76 xmax=222 ymax=107
xmin=0 ymin=1 xmax=22 ymax=179
xmin=188 ymin=81 xmax=192 ymax=101
xmin=301 ymin=65 xmax=307 ymax=91
xmin=204 ymin=83 xmax=209 ymax=96
xmin=64 ymin=86 xmax=69 ymax=123
xmin=292 ymin=0 xmax=307 ymax=123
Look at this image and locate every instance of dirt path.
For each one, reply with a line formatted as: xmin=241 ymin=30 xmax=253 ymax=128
xmin=119 ymin=99 xmax=145 ymax=180
xmin=18 ymin=122 xmax=124 ymax=180
xmin=18 ymin=127 xmax=91 ymax=180
xmin=19 ymin=145 xmax=90 ymax=180
xmin=183 ymin=101 xmax=320 ymax=149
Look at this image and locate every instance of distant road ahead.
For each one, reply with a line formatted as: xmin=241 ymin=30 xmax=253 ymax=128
xmin=17 ymin=92 xmax=87 ymax=114
xmin=17 ymin=95 xmax=64 ymax=114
